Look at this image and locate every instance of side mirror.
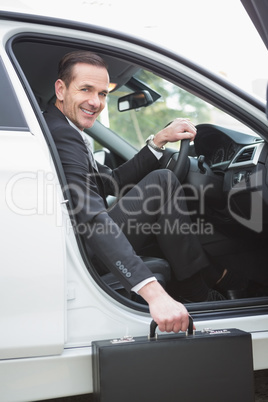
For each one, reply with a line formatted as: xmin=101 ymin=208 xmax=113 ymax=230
xmin=118 ymin=90 xmax=153 ymax=112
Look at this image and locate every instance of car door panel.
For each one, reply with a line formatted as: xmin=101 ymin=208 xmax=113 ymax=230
xmin=0 ymin=55 xmax=65 ymax=359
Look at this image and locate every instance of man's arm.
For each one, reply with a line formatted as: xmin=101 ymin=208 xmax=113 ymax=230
xmin=85 ymin=213 xmax=192 ymax=334
xmin=99 ymin=145 xmax=160 ymax=196
xmin=99 ymin=118 xmax=197 ymax=196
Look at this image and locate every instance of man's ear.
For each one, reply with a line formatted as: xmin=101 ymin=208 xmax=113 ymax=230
xmin=55 ymin=79 xmax=65 ymax=101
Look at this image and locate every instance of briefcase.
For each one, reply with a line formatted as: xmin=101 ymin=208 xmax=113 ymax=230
xmin=92 ymin=317 xmax=255 ymax=402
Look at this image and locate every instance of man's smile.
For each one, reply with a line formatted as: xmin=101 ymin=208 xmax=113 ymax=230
xmin=81 ymin=108 xmax=95 ymax=116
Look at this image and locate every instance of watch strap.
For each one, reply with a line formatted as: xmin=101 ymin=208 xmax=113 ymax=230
xmin=146 ymin=135 xmax=165 ymax=152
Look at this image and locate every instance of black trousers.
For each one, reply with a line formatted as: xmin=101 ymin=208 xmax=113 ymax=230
xmin=109 ymin=169 xmax=209 ymax=281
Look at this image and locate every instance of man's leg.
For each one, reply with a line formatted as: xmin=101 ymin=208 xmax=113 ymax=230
xmin=109 ymin=169 xmax=211 ymax=282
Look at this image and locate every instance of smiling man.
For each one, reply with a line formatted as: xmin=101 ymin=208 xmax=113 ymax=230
xmin=55 ymin=60 xmax=109 ymax=130
xmin=44 ymin=50 xmax=242 ymax=333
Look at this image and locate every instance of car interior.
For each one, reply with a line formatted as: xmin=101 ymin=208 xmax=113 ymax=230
xmin=7 ymin=32 xmax=268 ymax=314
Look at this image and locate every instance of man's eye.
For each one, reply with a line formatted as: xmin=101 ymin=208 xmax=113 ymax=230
xmin=81 ymin=88 xmax=88 ymax=92
xmin=100 ymin=92 xmax=107 ymax=98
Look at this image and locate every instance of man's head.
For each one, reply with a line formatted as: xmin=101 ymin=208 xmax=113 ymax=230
xmin=55 ymin=51 xmax=109 ymax=130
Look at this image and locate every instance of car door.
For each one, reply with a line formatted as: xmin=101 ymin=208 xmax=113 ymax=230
xmin=241 ymin=0 xmax=268 ymax=116
xmin=0 ymin=54 xmax=66 ymax=359
xmin=241 ymin=0 xmax=268 ymax=50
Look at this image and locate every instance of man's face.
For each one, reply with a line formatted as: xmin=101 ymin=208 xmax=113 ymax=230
xmin=55 ymin=63 xmax=109 ymax=130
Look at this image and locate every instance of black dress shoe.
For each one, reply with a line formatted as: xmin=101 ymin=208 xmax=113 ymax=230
xmin=180 ymin=289 xmax=226 ymax=303
xmin=214 ymin=270 xmax=248 ymax=300
xmin=218 ymin=288 xmax=248 ymax=300
xmin=207 ymin=289 xmax=226 ymax=301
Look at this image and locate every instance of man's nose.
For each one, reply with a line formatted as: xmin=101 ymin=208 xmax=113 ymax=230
xmin=87 ymin=93 xmax=100 ymax=108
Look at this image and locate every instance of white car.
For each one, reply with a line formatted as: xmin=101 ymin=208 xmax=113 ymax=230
xmin=0 ymin=1 xmax=267 ymax=401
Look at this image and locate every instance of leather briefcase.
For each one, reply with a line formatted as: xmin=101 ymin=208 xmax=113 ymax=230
xmin=92 ymin=317 xmax=255 ymax=402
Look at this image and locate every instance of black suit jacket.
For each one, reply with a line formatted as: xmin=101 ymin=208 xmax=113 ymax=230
xmin=44 ymin=104 xmax=161 ymax=291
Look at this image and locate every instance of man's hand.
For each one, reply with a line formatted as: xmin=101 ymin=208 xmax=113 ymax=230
xmin=138 ymin=280 xmax=191 ymax=333
xmin=153 ymin=118 xmax=197 ymax=149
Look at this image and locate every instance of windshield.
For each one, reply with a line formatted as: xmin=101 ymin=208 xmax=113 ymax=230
xmin=101 ymin=69 xmax=256 ymax=149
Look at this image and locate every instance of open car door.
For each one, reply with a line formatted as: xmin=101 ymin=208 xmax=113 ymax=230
xmin=241 ymin=0 xmax=268 ymax=50
xmin=241 ymin=0 xmax=268 ymax=116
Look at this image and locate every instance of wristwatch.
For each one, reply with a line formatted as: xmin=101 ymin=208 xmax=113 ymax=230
xmin=145 ymin=134 xmax=165 ymax=152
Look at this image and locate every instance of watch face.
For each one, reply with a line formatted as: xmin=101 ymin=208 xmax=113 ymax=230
xmin=146 ymin=135 xmax=154 ymax=142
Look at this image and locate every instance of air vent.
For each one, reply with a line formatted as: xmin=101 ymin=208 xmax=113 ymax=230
xmin=234 ymin=146 xmax=255 ymax=163
xmin=229 ymin=142 xmax=264 ymax=169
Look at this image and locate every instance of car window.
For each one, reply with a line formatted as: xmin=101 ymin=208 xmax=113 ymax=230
xmin=102 ymin=69 xmax=254 ymax=149
xmin=0 ymin=58 xmax=28 ymax=130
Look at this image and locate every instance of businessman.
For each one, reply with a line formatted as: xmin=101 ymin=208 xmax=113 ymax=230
xmin=44 ymin=50 xmax=238 ymax=333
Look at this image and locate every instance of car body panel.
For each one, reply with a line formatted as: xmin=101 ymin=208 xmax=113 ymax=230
xmin=0 ymin=41 xmax=66 ymax=361
xmin=0 ymin=130 xmax=66 ymax=360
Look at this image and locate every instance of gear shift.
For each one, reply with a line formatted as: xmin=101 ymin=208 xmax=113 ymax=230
xmin=198 ymin=155 xmax=206 ymax=174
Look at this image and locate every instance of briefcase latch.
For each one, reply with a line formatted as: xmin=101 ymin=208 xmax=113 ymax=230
xmin=201 ymin=328 xmax=231 ymax=335
xmin=110 ymin=336 xmax=135 ymax=344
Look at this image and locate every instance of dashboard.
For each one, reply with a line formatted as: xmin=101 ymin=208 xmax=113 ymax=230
xmin=186 ymin=124 xmax=268 ymax=227
xmin=161 ymin=123 xmax=268 ymax=226
xmin=194 ymin=124 xmax=263 ymax=169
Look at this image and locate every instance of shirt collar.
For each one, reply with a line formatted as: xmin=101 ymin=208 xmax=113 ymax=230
xmin=66 ymin=117 xmax=84 ymax=138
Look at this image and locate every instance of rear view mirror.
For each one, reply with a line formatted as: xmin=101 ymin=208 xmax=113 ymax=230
xmin=118 ymin=90 xmax=153 ymax=112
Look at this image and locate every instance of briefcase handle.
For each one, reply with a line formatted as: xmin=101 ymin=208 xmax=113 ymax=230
xmin=149 ymin=315 xmax=194 ymax=339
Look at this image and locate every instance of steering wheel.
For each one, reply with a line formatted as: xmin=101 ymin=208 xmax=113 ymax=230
xmin=171 ymin=139 xmax=190 ymax=183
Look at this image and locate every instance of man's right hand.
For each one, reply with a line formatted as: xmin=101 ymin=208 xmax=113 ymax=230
xmin=153 ymin=117 xmax=197 ymax=150
xmin=138 ymin=280 xmax=191 ymax=333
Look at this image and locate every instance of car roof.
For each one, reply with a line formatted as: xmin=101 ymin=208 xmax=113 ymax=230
xmin=1 ymin=10 xmax=266 ymax=114
xmin=0 ymin=11 xmax=154 ymax=108
xmin=0 ymin=10 xmax=204 ymax=111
